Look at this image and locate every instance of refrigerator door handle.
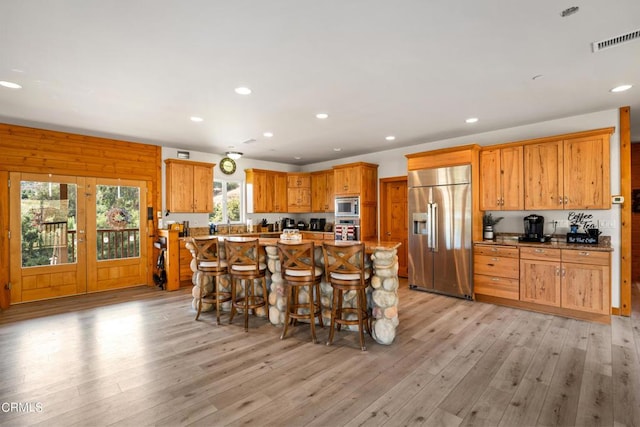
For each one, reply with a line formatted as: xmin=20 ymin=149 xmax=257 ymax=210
xmin=426 ymin=202 xmax=433 ymax=249
xmin=431 ymin=202 xmax=438 ymax=252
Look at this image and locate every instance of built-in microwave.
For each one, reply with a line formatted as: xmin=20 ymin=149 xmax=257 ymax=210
xmin=335 ymin=196 xmax=360 ymax=217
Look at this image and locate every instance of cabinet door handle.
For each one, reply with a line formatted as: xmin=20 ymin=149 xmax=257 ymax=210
xmin=578 ymin=251 xmax=590 ymax=256
xmin=491 ymin=248 xmax=498 ymax=252
xmin=534 ymin=249 xmax=545 ymax=253
xmin=564 ymin=196 xmax=569 ymax=204
xmin=496 ymin=198 xmax=501 ymax=206
xmin=555 ymin=268 xmax=561 ymax=276
xmin=559 ymin=197 xmax=564 ymax=205
xmin=491 ymin=277 xmax=501 ymax=281
xmin=491 ymin=257 xmax=499 ymax=261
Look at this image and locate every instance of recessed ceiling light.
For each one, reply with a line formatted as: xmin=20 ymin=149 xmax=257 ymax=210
xmin=263 ymin=132 xmax=274 ymax=138
xmin=465 ymin=117 xmax=479 ymax=124
xmin=190 ymin=116 xmax=204 ymax=122
xmin=333 ymin=148 xmax=341 ymax=152
xmin=316 ymin=113 xmax=329 ymax=119
xmin=385 ymin=136 xmax=396 ymax=141
xmin=0 ymin=80 xmax=22 ymax=89
xmin=610 ymin=84 xmax=632 ymax=93
xmin=235 ymin=87 xmax=252 ymax=95
xmin=294 ymin=156 xmax=301 ymax=160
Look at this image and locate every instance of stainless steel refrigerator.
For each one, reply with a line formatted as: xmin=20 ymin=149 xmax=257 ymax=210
xmin=408 ymin=165 xmax=472 ymax=299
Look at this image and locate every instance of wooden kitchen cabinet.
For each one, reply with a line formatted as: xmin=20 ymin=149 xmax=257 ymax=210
xmin=287 ymin=173 xmax=311 ymax=212
xmin=561 ymin=249 xmax=610 ymax=315
xmin=524 ymin=129 xmax=611 ymax=210
xmin=246 ymin=169 xmax=287 ymax=213
xmin=165 ymin=159 xmax=214 ymax=213
xmin=473 ymin=244 xmax=520 ymax=300
xmin=519 ymin=247 xmax=561 ymax=307
xmin=333 ymin=162 xmax=378 ymax=240
xmin=333 ymin=162 xmax=377 ymax=201
xmin=479 ymin=146 xmax=523 ymax=210
xmin=311 ymin=170 xmax=335 ymax=212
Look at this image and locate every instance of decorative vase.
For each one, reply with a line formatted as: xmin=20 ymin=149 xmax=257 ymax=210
xmin=483 ymin=225 xmax=494 ymax=240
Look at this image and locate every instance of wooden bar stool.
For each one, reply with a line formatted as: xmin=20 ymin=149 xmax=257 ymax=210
xmin=225 ymin=238 xmax=269 ymax=332
xmin=322 ymin=241 xmax=372 ymax=351
xmin=189 ymin=236 xmax=231 ymax=325
xmin=277 ymin=241 xmax=324 ymax=343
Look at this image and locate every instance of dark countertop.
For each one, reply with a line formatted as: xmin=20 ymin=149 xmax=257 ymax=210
xmin=474 ymin=234 xmax=613 ymax=252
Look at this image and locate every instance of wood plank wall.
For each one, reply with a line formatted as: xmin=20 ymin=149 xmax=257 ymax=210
xmin=0 ymin=123 xmax=162 ymax=309
xmin=632 ymin=142 xmax=640 ymax=282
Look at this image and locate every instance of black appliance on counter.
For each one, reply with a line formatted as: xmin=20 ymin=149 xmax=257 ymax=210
xmin=283 ymin=217 xmax=296 ymax=229
xmin=518 ymin=214 xmax=551 ymax=242
xmin=297 ymin=220 xmax=307 ymax=230
xmin=309 ymin=218 xmax=326 ymax=231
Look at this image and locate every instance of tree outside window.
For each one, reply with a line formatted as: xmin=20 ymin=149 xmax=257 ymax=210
xmin=210 ymin=179 xmax=243 ymax=224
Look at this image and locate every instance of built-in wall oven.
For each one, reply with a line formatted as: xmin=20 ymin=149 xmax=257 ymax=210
xmin=334 ymin=196 xmax=360 ymax=240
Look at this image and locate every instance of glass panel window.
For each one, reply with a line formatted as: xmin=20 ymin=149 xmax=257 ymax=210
xmin=96 ymin=185 xmax=140 ymax=260
xmin=210 ymin=179 xmax=243 ymax=224
xmin=20 ymin=181 xmax=77 ymax=267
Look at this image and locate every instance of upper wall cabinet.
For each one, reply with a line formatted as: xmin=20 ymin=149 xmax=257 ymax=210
xmin=480 ymin=146 xmax=523 ymax=210
xmin=311 ymin=170 xmax=335 ymax=213
xmin=333 ymin=162 xmax=378 ymax=202
xmin=165 ymin=159 xmax=214 ymax=213
xmin=524 ymin=129 xmax=611 ymax=210
xmin=287 ymin=173 xmax=311 ymax=213
xmin=246 ymin=169 xmax=287 ymax=213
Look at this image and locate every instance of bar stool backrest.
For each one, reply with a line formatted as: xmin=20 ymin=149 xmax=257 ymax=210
xmin=190 ymin=236 xmax=226 ymax=273
xmin=225 ymin=239 xmax=262 ymax=274
xmin=322 ymin=242 xmax=366 ymax=285
xmin=278 ymin=242 xmax=318 ymax=280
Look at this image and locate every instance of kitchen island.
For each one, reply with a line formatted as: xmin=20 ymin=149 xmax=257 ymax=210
xmin=184 ymin=235 xmax=402 ymax=345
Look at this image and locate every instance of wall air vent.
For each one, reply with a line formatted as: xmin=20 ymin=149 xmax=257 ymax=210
xmin=592 ymin=28 xmax=640 ymax=52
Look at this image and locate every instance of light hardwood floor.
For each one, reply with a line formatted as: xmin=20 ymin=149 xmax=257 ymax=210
xmin=1 ymin=281 xmax=639 ymax=426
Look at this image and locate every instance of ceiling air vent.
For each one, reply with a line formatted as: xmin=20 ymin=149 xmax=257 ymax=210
xmin=592 ymin=28 xmax=640 ymax=52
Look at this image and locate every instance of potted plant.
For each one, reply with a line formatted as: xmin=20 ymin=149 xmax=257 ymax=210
xmin=483 ymin=213 xmax=504 ymax=240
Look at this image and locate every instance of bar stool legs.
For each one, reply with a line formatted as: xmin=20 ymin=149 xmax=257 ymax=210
xmin=327 ymin=285 xmax=371 ymax=351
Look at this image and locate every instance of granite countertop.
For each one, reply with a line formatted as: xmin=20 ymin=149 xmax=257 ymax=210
xmin=475 ymin=233 xmax=613 ymax=252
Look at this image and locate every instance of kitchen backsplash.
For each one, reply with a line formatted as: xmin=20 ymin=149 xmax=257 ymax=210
xmin=487 ymin=209 xmax=619 ymax=235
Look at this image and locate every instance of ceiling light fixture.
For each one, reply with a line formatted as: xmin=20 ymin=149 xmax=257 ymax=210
xmin=465 ymin=117 xmax=479 ymax=124
xmin=190 ymin=116 xmax=204 ymax=122
xmin=294 ymin=156 xmax=301 ymax=160
xmin=226 ymin=151 xmax=243 ymax=160
xmin=316 ymin=113 xmax=329 ymax=119
xmin=0 ymin=80 xmax=22 ymax=89
xmin=234 ymin=87 xmax=252 ymax=95
xmin=610 ymin=84 xmax=632 ymax=93
xmin=263 ymin=132 xmax=274 ymax=138
xmin=385 ymin=136 xmax=396 ymax=141
xmin=333 ymin=148 xmax=341 ymax=152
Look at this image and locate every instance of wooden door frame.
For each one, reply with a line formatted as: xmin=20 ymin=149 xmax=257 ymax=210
xmin=380 ymin=175 xmax=408 ymax=277
xmin=619 ymin=106 xmax=631 ymax=316
xmin=0 ymin=171 xmax=8 ymax=309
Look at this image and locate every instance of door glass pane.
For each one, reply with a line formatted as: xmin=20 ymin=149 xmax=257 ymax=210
xmin=20 ymin=181 xmax=77 ymax=267
xmin=96 ymin=185 xmax=140 ymax=260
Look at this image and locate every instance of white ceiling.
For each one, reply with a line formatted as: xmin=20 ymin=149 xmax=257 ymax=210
xmin=1 ymin=1 xmax=639 ymax=165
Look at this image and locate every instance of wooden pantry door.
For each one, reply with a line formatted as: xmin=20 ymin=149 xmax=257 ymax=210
xmin=380 ymin=176 xmax=408 ymax=277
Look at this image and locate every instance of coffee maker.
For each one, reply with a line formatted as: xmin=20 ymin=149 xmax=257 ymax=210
xmin=519 ymin=214 xmax=550 ymax=242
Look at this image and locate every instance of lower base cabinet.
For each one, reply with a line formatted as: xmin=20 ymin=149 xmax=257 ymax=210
xmin=474 ymin=243 xmax=611 ymax=321
xmin=519 ymin=247 xmax=561 ymax=307
xmin=561 ymin=250 xmax=610 ymax=315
